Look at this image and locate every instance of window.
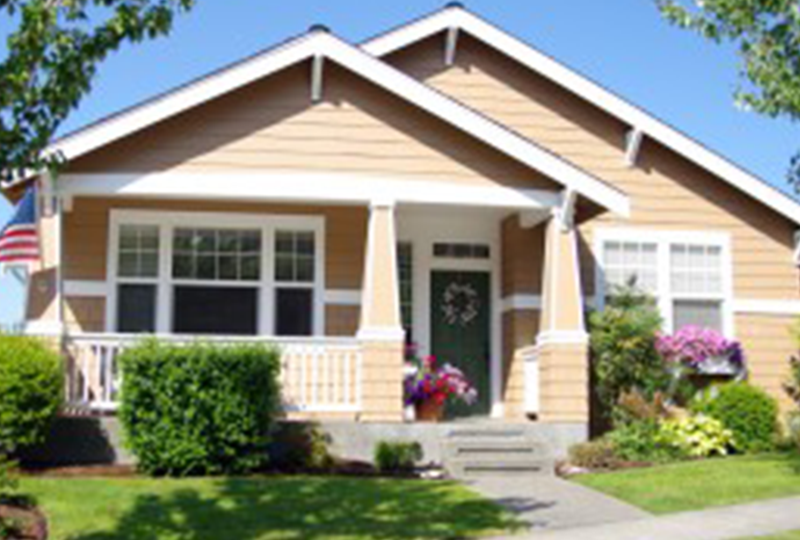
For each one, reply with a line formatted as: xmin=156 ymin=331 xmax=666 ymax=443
xmin=397 ymin=242 xmax=413 ymax=342
xmin=598 ymin=231 xmax=730 ymax=335
xmin=110 ymin=213 xmax=323 ymax=337
xmin=433 ymin=242 xmax=490 ymax=259
xmin=115 ymin=225 xmax=160 ymax=333
xmin=274 ymin=230 xmax=316 ymax=337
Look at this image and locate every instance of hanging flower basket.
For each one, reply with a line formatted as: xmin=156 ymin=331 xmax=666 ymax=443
xmin=656 ymin=326 xmax=746 ymax=380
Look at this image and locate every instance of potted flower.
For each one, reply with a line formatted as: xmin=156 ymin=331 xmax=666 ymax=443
xmin=656 ymin=325 xmax=745 ymax=378
xmin=404 ymin=351 xmax=477 ymax=422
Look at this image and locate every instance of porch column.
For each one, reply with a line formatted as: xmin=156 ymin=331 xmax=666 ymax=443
xmin=357 ymin=198 xmax=405 ymax=422
xmin=535 ymin=206 xmax=590 ymax=423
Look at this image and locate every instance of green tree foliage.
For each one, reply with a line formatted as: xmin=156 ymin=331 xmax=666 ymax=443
xmin=0 ymin=0 xmax=195 ymax=180
xmin=656 ymin=0 xmax=800 ymax=192
xmin=119 ymin=339 xmax=281 ymax=476
xmin=589 ymin=284 xmax=670 ymax=421
xmin=0 ymin=334 xmax=63 ymax=454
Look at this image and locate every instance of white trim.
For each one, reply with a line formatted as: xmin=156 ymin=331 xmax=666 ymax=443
xmin=325 ymin=289 xmax=361 ymax=306
xmin=59 ymin=173 xmax=563 ymax=211
xmin=24 ymin=320 xmax=64 ymax=336
xmin=557 ymin=188 xmax=577 ymax=232
xmin=444 ymin=26 xmax=459 ymax=66
xmin=593 ymin=227 xmax=735 ymax=338
xmin=794 ymin=231 xmax=800 ymax=265
xmin=17 ymin=31 xmax=629 ymax=216
xmin=107 ymin=209 xmax=326 ymax=337
xmin=536 ymin=330 xmax=589 ymax=346
xmin=64 ymin=280 xmax=107 ymax=298
xmin=732 ymin=299 xmax=800 ymax=316
xmin=501 ymin=294 xmax=542 ymax=312
xmin=311 ymin=54 xmax=324 ymax=102
xmin=356 ymin=326 xmax=405 ymax=341
xmin=624 ymin=128 xmax=644 ymax=167
xmin=363 ymin=7 xmax=800 ymax=227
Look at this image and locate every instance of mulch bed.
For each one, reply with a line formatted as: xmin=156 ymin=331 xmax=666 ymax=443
xmin=0 ymin=501 xmax=47 ymax=540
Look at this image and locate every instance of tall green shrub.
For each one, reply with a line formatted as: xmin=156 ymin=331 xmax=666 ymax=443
xmin=786 ymin=319 xmax=800 ymax=408
xmin=119 ymin=339 xmax=281 ymax=476
xmin=692 ymin=383 xmax=779 ymax=453
xmin=589 ymin=284 xmax=669 ymax=422
xmin=0 ymin=335 xmax=63 ymax=454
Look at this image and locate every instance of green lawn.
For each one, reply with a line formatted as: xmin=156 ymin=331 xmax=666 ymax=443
xmin=20 ymin=475 xmax=524 ymax=540
xmin=741 ymin=533 xmax=800 ymax=540
xmin=574 ymin=453 xmax=800 ymax=515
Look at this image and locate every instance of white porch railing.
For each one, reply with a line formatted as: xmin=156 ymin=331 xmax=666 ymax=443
xmin=64 ymin=333 xmax=363 ymax=414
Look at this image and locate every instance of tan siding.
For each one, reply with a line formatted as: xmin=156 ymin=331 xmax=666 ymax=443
xmin=65 ymin=297 xmax=105 ymax=333
xmin=501 ymin=216 xmax=545 ymax=297
xmin=737 ymin=314 xmax=796 ymax=413
xmin=502 ymin=310 xmax=540 ymax=419
xmin=325 ymin=305 xmax=360 ymax=337
xmin=68 ymin=62 xmax=556 ymax=192
xmin=388 ymin=34 xmax=800 ymax=302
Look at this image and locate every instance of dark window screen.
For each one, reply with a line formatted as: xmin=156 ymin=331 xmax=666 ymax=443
xmin=173 ymin=286 xmax=258 ymax=335
xmin=275 ymin=288 xmax=313 ymax=336
xmin=117 ymin=284 xmax=157 ymax=333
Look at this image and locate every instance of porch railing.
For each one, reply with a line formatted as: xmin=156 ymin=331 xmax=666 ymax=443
xmin=64 ymin=333 xmax=363 ymax=414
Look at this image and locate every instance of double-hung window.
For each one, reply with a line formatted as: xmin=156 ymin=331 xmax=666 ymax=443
xmin=110 ymin=212 xmax=323 ymax=337
xmin=596 ymin=230 xmax=731 ymax=335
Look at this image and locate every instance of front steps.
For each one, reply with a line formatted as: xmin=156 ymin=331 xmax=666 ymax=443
xmin=443 ymin=426 xmax=554 ymax=479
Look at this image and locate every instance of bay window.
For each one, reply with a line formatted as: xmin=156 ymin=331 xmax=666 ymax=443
xmin=596 ymin=230 xmax=732 ymax=335
xmin=109 ymin=211 xmax=323 ymax=336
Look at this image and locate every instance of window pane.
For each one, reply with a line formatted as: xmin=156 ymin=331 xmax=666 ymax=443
xmin=670 ymin=243 xmax=723 ymax=295
xmin=218 ymin=231 xmax=239 ymax=253
xmin=118 ymin=253 xmax=139 ymax=278
xmin=173 ymin=286 xmax=258 ymax=335
xmin=140 ymin=228 xmax=159 ymax=250
xmin=197 ymin=230 xmax=216 ymax=252
xmin=172 ymin=255 xmax=193 ymax=279
xmin=673 ymin=300 xmax=723 ymax=332
xmin=240 ymin=256 xmax=261 ymax=281
xmin=296 ymin=232 xmax=314 ymax=255
xmin=274 ymin=230 xmax=315 ymax=283
xmin=119 ymin=226 xmax=139 ymax=250
xmin=140 ymin=253 xmax=159 ymax=278
xmin=602 ymin=240 xmax=658 ymax=294
xmin=117 ymin=284 xmax=157 ymax=333
xmin=218 ymin=256 xmax=238 ymax=280
xmin=275 ymin=255 xmax=294 ymax=282
xmin=197 ymin=255 xmax=216 ymax=280
xmin=275 ymin=232 xmax=294 ymax=254
xmin=172 ymin=228 xmax=261 ymax=282
xmin=118 ymin=225 xmax=159 ymax=278
xmin=275 ymin=288 xmax=313 ymax=336
xmin=296 ymin=257 xmax=314 ymax=282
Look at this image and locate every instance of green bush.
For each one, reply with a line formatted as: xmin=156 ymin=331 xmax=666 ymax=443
xmin=659 ymin=415 xmax=736 ymax=458
xmin=119 ymin=339 xmax=281 ymax=476
xmin=568 ymin=439 xmax=620 ymax=470
xmin=0 ymin=335 xmax=63 ymax=453
xmin=374 ymin=441 xmax=423 ymax=473
xmin=787 ymin=412 xmax=800 ymax=452
xmin=268 ymin=422 xmax=334 ymax=472
xmin=692 ymin=383 xmax=779 ymax=453
xmin=589 ymin=285 xmax=670 ymax=422
xmin=607 ymin=420 xmax=686 ymax=463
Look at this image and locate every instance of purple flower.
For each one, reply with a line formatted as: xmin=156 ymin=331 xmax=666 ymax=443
xmin=656 ymin=325 xmax=745 ymax=368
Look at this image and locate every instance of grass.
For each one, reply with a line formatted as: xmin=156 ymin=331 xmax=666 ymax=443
xmin=574 ymin=453 xmax=800 ymax=515
xmin=19 ymin=475 xmax=524 ymax=540
xmin=741 ymin=533 xmax=800 ymax=540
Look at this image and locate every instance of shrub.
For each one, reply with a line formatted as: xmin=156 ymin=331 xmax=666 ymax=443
xmin=607 ymin=420 xmax=686 ymax=463
xmin=0 ymin=335 xmax=63 ymax=453
xmin=659 ymin=415 xmax=736 ymax=458
xmin=119 ymin=339 xmax=281 ymax=476
xmin=374 ymin=441 xmax=423 ymax=473
xmin=589 ymin=285 xmax=670 ymax=421
xmin=568 ymin=439 xmax=620 ymax=470
xmin=692 ymin=383 xmax=779 ymax=453
xmin=268 ymin=422 xmax=334 ymax=472
xmin=787 ymin=412 xmax=800 ymax=452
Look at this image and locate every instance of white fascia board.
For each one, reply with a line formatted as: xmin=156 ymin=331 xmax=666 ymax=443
xmin=34 ymin=31 xmax=628 ymax=217
xmin=363 ymin=8 xmax=800 ymax=226
xmin=59 ymin=172 xmax=562 ymax=210
xmin=795 ymin=230 xmax=800 ymax=265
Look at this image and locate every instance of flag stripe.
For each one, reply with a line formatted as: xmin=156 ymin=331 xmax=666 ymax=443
xmin=0 ymin=187 xmax=39 ymax=265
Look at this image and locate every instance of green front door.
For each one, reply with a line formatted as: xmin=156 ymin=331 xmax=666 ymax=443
xmin=430 ymin=271 xmax=491 ymax=418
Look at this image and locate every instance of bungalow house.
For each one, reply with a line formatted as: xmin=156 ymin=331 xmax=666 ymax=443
xmin=3 ymin=4 xmax=799 ymax=454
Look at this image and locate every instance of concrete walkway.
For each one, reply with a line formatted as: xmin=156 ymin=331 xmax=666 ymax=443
xmin=465 ymin=476 xmax=651 ymax=531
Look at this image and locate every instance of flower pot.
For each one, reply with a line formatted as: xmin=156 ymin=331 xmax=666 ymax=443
xmin=697 ymin=354 xmax=742 ymax=377
xmin=415 ymin=399 xmax=444 ymax=422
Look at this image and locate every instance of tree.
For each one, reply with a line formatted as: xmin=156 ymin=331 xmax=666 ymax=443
xmin=0 ymin=0 xmax=194 ymax=181
xmin=656 ymin=1 xmax=800 ymax=193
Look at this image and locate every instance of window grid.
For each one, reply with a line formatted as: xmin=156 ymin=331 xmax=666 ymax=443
xmin=172 ymin=228 xmax=262 ymax=282
xmin=433 ymin=242 xmax=490 ymax=260
xmin=275 ymin=230 xmax=315 ymax=284
xmin=118 ymin=225 xmax=160 ymax=279
xmin=601 ymin=241 xmax=658 ymax=294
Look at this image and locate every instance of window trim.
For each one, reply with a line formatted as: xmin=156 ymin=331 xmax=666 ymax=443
xmin=593 ymin=228 xmax=734 ymax=337
xmin=107 ymin=209 xmax=325 ymax=336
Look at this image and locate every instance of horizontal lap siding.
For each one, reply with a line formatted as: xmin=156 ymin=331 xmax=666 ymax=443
xmin=737 ymin=314 xmax=796 ymax=412
xmin=68 ymin=62 xmax=556 ymax=192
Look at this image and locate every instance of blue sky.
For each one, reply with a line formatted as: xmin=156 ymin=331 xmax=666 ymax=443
xmin=1 ymin=0 xmax=798 ymax=323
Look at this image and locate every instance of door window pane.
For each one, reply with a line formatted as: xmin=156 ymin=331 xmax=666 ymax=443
xmin=673 ymin=300 xmax=723 ymax=332
xmin=173 ymin=286 xmax=258 ymax=335
xmin=118 ymin=225 xmax=160 ymax=278
xmin=275 ymin=288 xmax=313 ymax=336
xmin=117 ymin=284 xmax=157 ymax=333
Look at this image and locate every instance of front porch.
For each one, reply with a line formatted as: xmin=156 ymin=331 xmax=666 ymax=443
xmin=26 ymin=175 xmax=593 ymax=425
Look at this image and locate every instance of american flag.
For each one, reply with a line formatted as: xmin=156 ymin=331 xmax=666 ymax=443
xmin=0 ymin=187 xmax=40 ymax=265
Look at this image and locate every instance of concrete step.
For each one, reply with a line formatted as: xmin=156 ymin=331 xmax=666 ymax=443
xmin=446 ymin=455 xmax=553 ymax=478
xmin=442 ymin=429 xmax=554 ymax=479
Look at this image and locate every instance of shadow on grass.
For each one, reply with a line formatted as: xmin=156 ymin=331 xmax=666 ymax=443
xmin=66 ymin=477 xmax=524 ymax=540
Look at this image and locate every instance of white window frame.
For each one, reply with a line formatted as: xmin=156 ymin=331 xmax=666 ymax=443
xmin=106 ymin=209 xmax=326 ymax=336
xmin=593 ymin=228 xmax=734 ymax=337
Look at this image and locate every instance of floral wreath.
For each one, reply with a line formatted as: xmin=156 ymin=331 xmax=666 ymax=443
xmin=441 ymin=282 xmax=480 ymax=327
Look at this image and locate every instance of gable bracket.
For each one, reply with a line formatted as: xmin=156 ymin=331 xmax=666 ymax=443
xmin=624 ymin=127 xmax=644 ymax=167
xmin=444 ymin=26 xmax=459 ymax=66
xmin=556 ymin=188 xmax=577 ymax=232
xmin=311 ymin=54 xmax=325 ymax=102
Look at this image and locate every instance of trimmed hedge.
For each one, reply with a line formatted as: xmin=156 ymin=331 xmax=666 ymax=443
xmin=0 ymin=335 xmax=63 ymax=453
xmin=119 ymin=339 xmax=281 ymax=476
xmin=692 ymin=383 xmax=779 ymax=453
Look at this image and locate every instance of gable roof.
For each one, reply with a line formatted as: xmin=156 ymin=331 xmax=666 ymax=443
xmin=1 ymin=26 xmax=629 ymax=216
xmin=362 ymin=4 xmax=800 ymax=227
